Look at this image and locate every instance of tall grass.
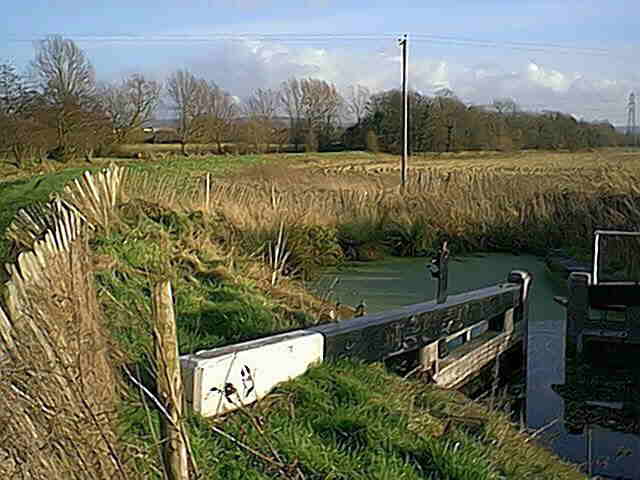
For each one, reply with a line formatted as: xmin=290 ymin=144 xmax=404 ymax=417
xmin=1 ymin=154 xmax=602 ymax=479
xmin=0 ymin=197 xmax=137 ymax=479
xmin=119 ymin=156 xmax=640 ymax=278
xmin=121 ymin=360 xmax=584 ymax=479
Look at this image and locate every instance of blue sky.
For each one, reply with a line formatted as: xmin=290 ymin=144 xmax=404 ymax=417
xmin=2 ymin=1 xmax=639 ymax=124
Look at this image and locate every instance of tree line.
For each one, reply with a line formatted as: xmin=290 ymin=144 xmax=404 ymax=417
xmin=0 ymin=35 xmax=628 ymax=166
xmin=346 ymin=89 xmax=625 ymax=154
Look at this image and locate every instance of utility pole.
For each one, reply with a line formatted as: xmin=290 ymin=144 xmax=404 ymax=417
xmin=399 ymin=34 xmax=408 ymax=188
xmin=627 ymin=92 xmax=637 ymax=146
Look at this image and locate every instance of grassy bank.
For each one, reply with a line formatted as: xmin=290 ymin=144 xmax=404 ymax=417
xmin=92 ymin=199 xmax=335 ymax=362
xmin=89 ymin=158 xmax=588 ymax=478
xmin=3 ymin=149 xmax=625 ymax=478
xmin=0 ymin=167 xmax=98 ymax=263
xmin=0 ymin=154 xmax=272 ymax=267
xmin=122 ymin=361 xmax=583 ymax=479
xmin=93 ymin=193 xmax=583 ymax=479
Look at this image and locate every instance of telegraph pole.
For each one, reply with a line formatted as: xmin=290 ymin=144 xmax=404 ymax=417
xmin=627 ymin=92 xmax=637 ymax=146
xmin=399 ymin=34 xmax=408 ymax=188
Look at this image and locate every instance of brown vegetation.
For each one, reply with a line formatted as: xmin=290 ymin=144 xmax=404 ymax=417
xmin=1 ymin=153 xmax=612 ymax=478
xmin=0 ymin=198 xmax=133 ymax=479
xmin=105 ymin=150 xmax=640 ymax=279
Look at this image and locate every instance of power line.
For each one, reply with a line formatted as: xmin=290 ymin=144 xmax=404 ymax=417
xmin=409 ymin=33 xmax=611 ymax=55
xmin=4 ymin=31 xmax=616 ymax=51
xmin=3 ymin=32 xmax=629 ymax=58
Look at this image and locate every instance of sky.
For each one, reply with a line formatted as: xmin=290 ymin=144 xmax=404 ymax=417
xmin=2 ymin=0 xmax=639 ymax=125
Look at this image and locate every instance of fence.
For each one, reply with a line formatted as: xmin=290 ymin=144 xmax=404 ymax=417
xmin=0 ymin=167 xmax=132 ymax=479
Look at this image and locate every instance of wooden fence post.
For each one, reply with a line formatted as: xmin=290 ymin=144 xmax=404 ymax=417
xmin=205 ymin=173 xmax=211 ymax=214
xmin=0 ymin=304 xmax=13 ymax=359
xmin=152 ymin=281 xmax=189 ymax=480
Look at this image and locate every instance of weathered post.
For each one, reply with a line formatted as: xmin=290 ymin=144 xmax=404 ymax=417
xmin=508 ymin=270 xmax=533 ymax=365
xmin=418 ymin=341 xmax=440 ymax=380
xmin=566 ymin=272 xmax=590 ymax=354
xmin=205 ymin=173 xmax=211 ymax=214
xmin=429 ymin=242 xmax=450 ymax=304
xmin=152 ymin=281 xmax=189 ymax=480
xmin=0 ymin=304 xmax=14 ymax=354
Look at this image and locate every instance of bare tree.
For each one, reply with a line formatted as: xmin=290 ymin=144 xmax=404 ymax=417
xmin=300 ymin=78 xmax=343 ymax=151
xmin=0 ymin=63 xmax=28 ymax=116
xmin=279 ymin=78 xmax=304 ymax=151
xmin=0 ymin=109 xmax=54 ymax=167
xmin=0 ymin=63 xmax=27 ymax=161
xmin=100 ymin=74 xmax=161 ymax=143
xmin=0 ymin=62 xmax=53 ymax=166
xmin=246 ymin=87 xmax=279 ymax=121
xmin=243 ymin=88 xmax=280 ymax=152
xmin=271 ymin=78 xmax=344 ymax=152
xmin=32 ymin=35 xmax=96 ymax=105
xmin=492 ymin=98 xmax=518 ymax=116
xmin=429 ymin=91 xmax=465 ymax=152
xmin=31 ymin=35 xmax=104 ymax=161
xmin=345 ymin=84 xmax=371 ymax=125
xmin=166 ymin=69 xmax=208 ymax=155
xmin=200 ymin=81 xmax=237 ymax=153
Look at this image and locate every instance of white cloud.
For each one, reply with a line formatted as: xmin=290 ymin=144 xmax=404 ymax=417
xmin=147 ymin=39 xmax=635 ymax=125
xmin=446 ymin=59 xmax=633 ymax=123
xmin=179 ymin=40 xmax=457 ymax=97
xmin=526 ymin=62 xmax=577 ymax=92
xmin=411 ymin=60 xmax=450 ymax=92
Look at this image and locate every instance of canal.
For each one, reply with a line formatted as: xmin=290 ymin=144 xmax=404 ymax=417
xmin=316 ymin=253 xmax=640 ymax=479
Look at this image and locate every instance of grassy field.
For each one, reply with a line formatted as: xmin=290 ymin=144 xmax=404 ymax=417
xmin=5 ymin=148 xmax=640 ymax=339
xmin=4 ymin=148 xmax=640 ymax=340
xmin=0 ymin=154 xmax=269 ymax=268
xmin=5 ymin=148 xmax=632 ymax=478
xmin=118 ymin=148 xmax=640 ymax=266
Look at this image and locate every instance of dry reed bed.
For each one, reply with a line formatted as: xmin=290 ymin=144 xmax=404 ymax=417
xmin=307 ymin=149 xmax=638 ymax=171
xmin=120 ymin=161 xmax=640 ymax=263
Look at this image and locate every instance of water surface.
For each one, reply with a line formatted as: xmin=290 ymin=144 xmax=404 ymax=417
xmin=319 ymin=254 xmax=640 ymax=479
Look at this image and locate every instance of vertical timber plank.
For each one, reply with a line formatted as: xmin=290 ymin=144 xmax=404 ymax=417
xmin=567 ymin=272 xmax=590 ymax=354
xmin=152 ymin=281 xmax=189 ymax=480
xmin=508 ymin=270 xmax=533 ymax=366
xmin=0 ymin=304 xmax=14 ymax=353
